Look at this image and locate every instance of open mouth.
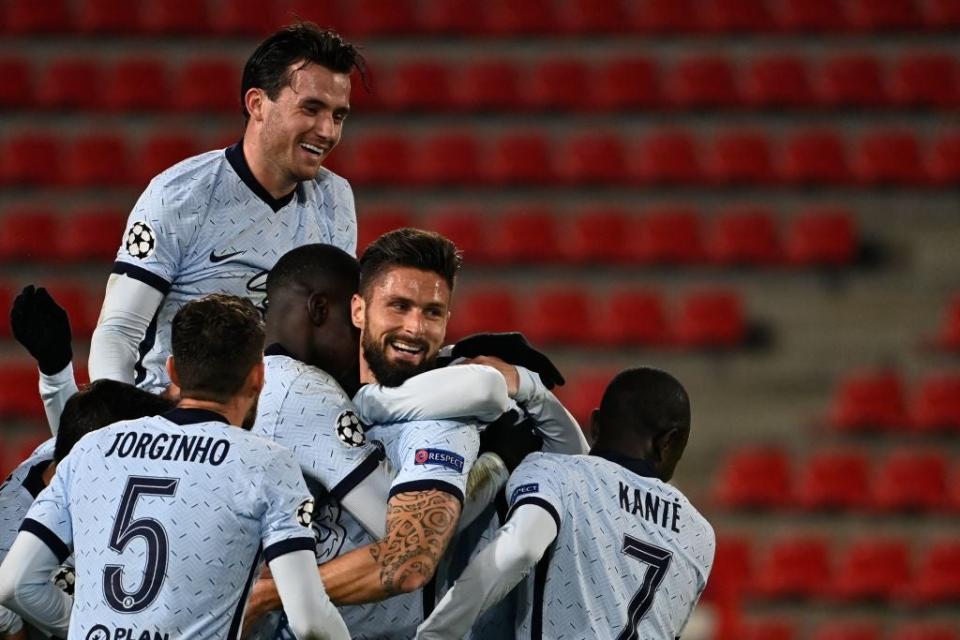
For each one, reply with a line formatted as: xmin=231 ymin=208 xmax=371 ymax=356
xmin=387 ymin=338 xmax=426 ymax=361
xmin=299 ymin=142 xmax=327 ymax=157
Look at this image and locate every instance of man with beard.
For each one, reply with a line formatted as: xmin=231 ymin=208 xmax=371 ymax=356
xmin=0 ymin=295 xmax=349 ymax=640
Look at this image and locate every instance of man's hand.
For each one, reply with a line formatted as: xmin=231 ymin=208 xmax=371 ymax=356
xmin=240 ymin=578 xmax=279 ymax=638
xmin=10 ymin=286 xmax=72 ymax=375
xmin=458 ymin=355 xmax=519 ymax=397
xmin=479 ymin=410 xmax=543 ymax=472
xmin=452 ymin=332 xmax=565 ymax=389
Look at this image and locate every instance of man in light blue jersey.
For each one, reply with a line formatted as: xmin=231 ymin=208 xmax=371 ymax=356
xmin=419 ymin=368 xmax=716 ymax=640
xmin=87 ymin=22 xmax=363 ymax=396
xmin=0 ymin=295 xmax=349 ymax=640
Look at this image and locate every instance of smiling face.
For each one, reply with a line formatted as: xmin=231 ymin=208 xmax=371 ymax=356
xmin=252 ymin=61 xmax=351 ymax=185
xmin=352 ymin=266 xmax=451 ymax=387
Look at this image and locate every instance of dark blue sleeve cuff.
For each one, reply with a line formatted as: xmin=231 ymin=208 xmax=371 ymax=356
xmin=330 ymin=447 xmax=385 ymax=502
xmin=112 ymin=262 xmax=172 ymax=295
xmin=19 ymin=518 xmax=71 ymax=563
xmin=390 ymin=480 xmax=464 ymax=506
xmin=262 ymin=536 xmax=316 ymax=563
xmin=507 ymin=496 xmax=561 ymax=532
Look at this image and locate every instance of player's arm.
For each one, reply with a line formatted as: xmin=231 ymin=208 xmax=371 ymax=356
xmin=0 ymin=604 xmax=26 ymax=640
xmin=512 ymin=363 xmax=588 ymax=454
xmin=89 ymin=274 xmax=165 ymax=383
xmin=416 ymin=503 xmax=559 ymax=639
xmin=0 ymin=532 xmax=72 ymax=638
xmin=267 ymin=550 xmax=349 ymax=640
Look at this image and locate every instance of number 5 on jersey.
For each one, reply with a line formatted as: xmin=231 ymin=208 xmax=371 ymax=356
xmin=103 ymin=476 xmax=179 ymax=613
xmin=616 ymin=535 xmax=673 ymax=640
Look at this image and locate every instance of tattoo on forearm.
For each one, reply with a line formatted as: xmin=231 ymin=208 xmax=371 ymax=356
xmin=369 ymin=490 xmax=460 ymax=595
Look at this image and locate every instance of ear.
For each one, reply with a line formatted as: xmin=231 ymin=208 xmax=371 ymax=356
xmin=247 ymin=360 xmax=265 ymax=396
xmin=655 ymin=428 xmax=683 ymax=462
xmin=166 ymin=356 xmax=180 ymax=388
xmin=351 ymin=293 xmax=365 ymax=330
xmin=244 ymin=87 xmax=266 ymax=123
xmin=306 ymin=292 xmax=329 ymax=327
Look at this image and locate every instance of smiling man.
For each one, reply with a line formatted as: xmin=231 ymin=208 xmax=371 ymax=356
xmin=86 ymin=22 xmax=362 ymax=396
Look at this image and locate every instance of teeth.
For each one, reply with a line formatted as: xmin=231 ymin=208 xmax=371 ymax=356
xmin=391 ymin=340 xmax=422 ymax=354
xmin=300 ymin=143 xmax=324 ymax=155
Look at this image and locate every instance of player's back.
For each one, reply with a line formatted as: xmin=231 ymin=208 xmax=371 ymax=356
xmin=0 ymin=439 xmax=54 ymax=563
xmin=25 ymin=408 xmax=315 ymax=640
xmin=507 ymin=452 xmax=715 ymax=640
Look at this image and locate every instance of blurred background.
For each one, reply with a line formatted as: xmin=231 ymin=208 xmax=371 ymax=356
xmin=0 ymin=0 xmax=958 ymax=638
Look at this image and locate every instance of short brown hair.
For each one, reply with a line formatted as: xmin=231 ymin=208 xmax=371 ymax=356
xmin=359 ymin=228 xmax=462 ymax=297
xmin=170 ymin=294 xmax=265 ymax=402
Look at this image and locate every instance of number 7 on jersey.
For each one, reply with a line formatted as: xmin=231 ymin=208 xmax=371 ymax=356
xmin=616 ymin=535 xmax=673 ymax=640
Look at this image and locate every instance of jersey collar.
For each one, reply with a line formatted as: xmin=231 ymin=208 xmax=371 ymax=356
xmin=23 ymin=459 xmax=53 ymax=498
xmin=225 ymin=141 xmax=303 ymax=213
xmin=590 ymin=448 xmax=660 ymax=479
xmin=163 ymin=407 xmax=231 ymax=426
xmin=264 ymin=342 xmax=296 ymax=359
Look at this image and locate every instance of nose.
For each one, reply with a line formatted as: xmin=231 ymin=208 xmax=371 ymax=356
xmin=401 ymin=309 xmax=424 ymax=337
xmin=316 ymin=113 xmax=335 ymax=140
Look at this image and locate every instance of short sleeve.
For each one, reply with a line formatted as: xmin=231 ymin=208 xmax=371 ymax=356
xmin=21 ymin=458 xmax=74 ymax=563
xmin=505 ymin=453 xmax=564 ymax=531
xmin=111 ymin=179 xmax=184 ymax=294
xmin=258 ymin=447 xmax=320 ymax=563
xmin=330 ymin=176 xmax=357 ymax=257
xmin=384 ymin=419 xmax=479 ymax=505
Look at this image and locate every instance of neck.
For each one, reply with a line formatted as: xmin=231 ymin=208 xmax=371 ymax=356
xmin=177 ymin=397 xmax=246 ymax=428
xmin=42 ymin=463 xmax=56 ymax=487
xmin=359 ymin=344 xmax=376 ymax=384
xmin=242 ymin=135 xmax=297 ymax=200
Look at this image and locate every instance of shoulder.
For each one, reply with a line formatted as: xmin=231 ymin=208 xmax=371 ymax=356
xmin=263 ymin=356 xmax=351 ymax=408
xmin=515 ymin=451 xmax=568 ymax=475
xmin=139 ymin=149 xmax=227 ymax=209
xmin=310 ymin=167 xmax=355 ymax=205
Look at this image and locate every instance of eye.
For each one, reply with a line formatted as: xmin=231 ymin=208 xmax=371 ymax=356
xmin=333 ymin=113 xmax=347 ymax=123
xmin=302 ymin=105 xmax=318 ymax=116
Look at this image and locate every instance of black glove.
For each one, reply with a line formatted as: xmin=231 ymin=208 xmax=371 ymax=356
xmin=452 ymin=332 xmax=565 ymax=389
xmin=10 ymin=285 xmax=73 ymax=375
xmin=479 ymin=409 xmax=543 ymax=473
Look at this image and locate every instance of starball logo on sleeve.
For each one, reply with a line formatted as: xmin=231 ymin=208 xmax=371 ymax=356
xmin=413 ymin=448 xmax=465 ymax=473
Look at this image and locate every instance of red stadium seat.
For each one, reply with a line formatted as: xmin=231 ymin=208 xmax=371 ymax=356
xmin=525 ymin=58 xmax=591 ymax=111
xmin=484 ymin=0 xmax=558 ymax=35
xmin=701 ymin=0 xmax=774 ymax=31
xmin=872 ymin=450 xmax=949 ymax=512
xmin=811 ymin=621 xmax=881 ymax=640
xmin=593 ymin=57 xmax=661 ymax=110
xmin=905 ymin=541 xmax=960 ymax=605
xmin=558 ymin=0 xmax=628 ymax=33
xmin=3 ymin=0 xmax=71 ymax=34
xmin=0 ymin=284 xmax=12 ymax=336
xmin=176 ymin=59 xmax=241 ymax=112
xmin=926 ymin=0 xmax=960 ymax=28
xmin=414 ymin=131 xmax=482 ymax=185
xmin=738 ymin=619 xmax=796 ymax=640
xmin=417 ymin=0 xmax=486 ymax=34
xmin=632 ymin=0 xmax=703 ymax=32
xmin=383 ymin=60 xmax=453 ymax=111
xmin=350 ymin=132 xmax=414 ymax=185
xmin=63 ymin=134 xmax=130 ymax=187
xmin=562 ymin=207 xmax=632 ymax=264
xmin=557 ymin=132 xmax=629 ymax=184
xmin=286 ymin=0 xmax=343 ymax=31
xmin=707 ymin=206 xmax=781 ymax=265
xmin=751 ymin=535 xmax=832 ymax=599
xmin=58 ymin=207 xmax=126 ymax=262
xmin=0 ymin=57 xmax=33 ymax=109
xmin=488 ymin=132 xmax=555 ymax=184
xmin=487 ymin=205 xmax=560 ymax=263
xmin=742 ymin=55 xmax=816 ymax=107
xmin=704 ymin=534 xmax=754 ymax=601
xmin=830 ymin=538 xmax=911 ymax=601
xmin=933 ymin=295 xmax=960 ymax=351
xmin=344 ymin=0 xmax=417 ymax=36
xmin=0 ymin=365 xmax=43 ymax=419
xmin=136 ymin=133 xmax=202 ymax=185
xmin=890 ymin=623 xmax=960 ymax=640
xmin=451 ymin=60 xmax=522 ymax=112
xmin=446 ymin=289 xmax=519 ymax=340
xmin=781 ymin=129 xmax=851 ymax=184
xmin=891 ymin=52 xmax=960 ymax=108
xmin=594 ymin=289 xmax=669 ymax=346
xmin=0 ymin=208 xmax=60 ymax=262
xmin=667 ymin=55 xmax=740 ymax=108
xmin=211 ymin=0 xmax=282 ymax=35
xmin=674 ymin=289 xmax=747 ymax=348
xmin=0 ymin=133 xmax=62 ymax=186
xmin=776 ymin=0 xmax=849 ymax=30
xmin=929 ymin=131 xmax=960 ymax=185
xmin=356 ymin=206 xmax=415 ymax=254
xmin=422 ymin=207 xmax=490 ymax=263
xmin=795 ymin=449 xmax=871 ymax=510
xmin=103 ymin=57 xmax=171 ymax=112
xmin=854 ymin=129 xmax=926 ymax=185
xmin=632 ymin=206 xmax=706 ymax=264
xmin=76 ymin=0 xmax=140 ymax=33
xmin=849 ymin=0 xmax=923 ymax=30
xmin=909 ymin=373 xmax=960 ymax=433
xmin=554 ymin=369 xmax=616 ymax=428
xmin=140 ymin=0 xmax=210 ymax=34
xmin=830 ymin=369 xmax=907 ymax=432
xmin=785 ymin=207 xmax=857 ymax=266
xmin=45 ymin=282 xmax=101 ymax=337
xmin=713 ymin=446 xmax=791 ymax=509
xmin=707 ymin=130 xmax=775 ymax=184
xmin=524 ymin=288 xmax=593 ymax=345
xmin=818 ymin=54 xmax=889 ymax=107
xmin=37 ymin=58 xmax=104 ymax=110
xmin=635 ymin=129 xmax=704 ymax=184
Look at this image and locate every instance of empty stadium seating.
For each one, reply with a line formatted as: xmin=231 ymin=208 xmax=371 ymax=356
xmin=829 ymin=537 xmax=911 ymax=601
xmin=794 ymin=449 xmax=871 ymax=510
xmin=713 ymin=447 xmax=791 ymax=509
xmin=829 ymin=369 xmax=908 ymax=432
xmin=750 ymin=535 xmax=832 ymax=599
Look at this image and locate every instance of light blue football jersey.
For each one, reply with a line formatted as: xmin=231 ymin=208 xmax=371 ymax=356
xmin=21 ymin=408 xmax=317 ymax=640
xmin=504 ymin=452 xmax=714 ymax=640
xmin=112 ymin=143 xmax=357 ymax=393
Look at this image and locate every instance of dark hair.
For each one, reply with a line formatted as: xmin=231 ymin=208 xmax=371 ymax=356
xmin=171 ymin=294 xmax=265 ymax=402
xmin=56 ymin=379 xmax=174 ymax=462
xmin=359 ymin=228 xmax=463 ymax=297
xmin=266 ymin=243 xmax=359 ymax=304
xmin=597 ymin=367 xmax=690 ymax=440
xmin=241 ymin=22 xmax=365 ymax=120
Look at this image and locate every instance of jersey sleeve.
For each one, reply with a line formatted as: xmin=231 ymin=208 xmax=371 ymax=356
xmin=327 ymin=173 xmax=357 ymax=257
xmin=111 ymin=179 xmax=186 ymax=294
xmin=505 ymin=453 xmax=565 ymax=531
xmin=388 ymin=420 xmax=479 ymax=505
xmin=20 ymin=457 xmax=74 ymax=563
xmin=258 ymin=447 xmax=322 ymax=563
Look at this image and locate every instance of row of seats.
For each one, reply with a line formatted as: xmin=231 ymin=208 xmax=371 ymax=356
xmin=2 ymin=51 xmax=957 ymax=112
xmin=712 ymin=532 xmax=960 ymax=605
xmin=0 ymin=283 xmax=102 ymax=339
xmin=2 ymin=128 xmax=956 ymax=188
xmin=714 ymin=445 xmax=960 ymax=511
xmin=2 ymin=0 xmax=957 ymax=36
xmin=930 ymin=294 xmax=960 ymax=353
xmin=830 ymin=369 xmax=960 ymax=433
xmin=735 ymin=619 xmax=959 ymax=640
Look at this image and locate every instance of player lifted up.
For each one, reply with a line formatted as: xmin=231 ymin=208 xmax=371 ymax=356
xmin=89 ymin=22 xmax=362 ymax=396
xmin=0 ymin=295 xmax=349 ymax=640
